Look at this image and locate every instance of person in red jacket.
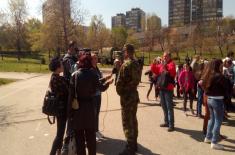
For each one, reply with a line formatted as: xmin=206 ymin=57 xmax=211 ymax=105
xmin=158 ymin=51 xmax=176 ymax=132
xmin=178 ymin=63 xmax=195 ymax=116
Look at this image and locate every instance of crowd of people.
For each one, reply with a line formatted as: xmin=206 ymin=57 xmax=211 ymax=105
xmin=147 ymin=51 xmax=235 ymax=150
xmin=45 ymin=40 xmax=234 ymax=155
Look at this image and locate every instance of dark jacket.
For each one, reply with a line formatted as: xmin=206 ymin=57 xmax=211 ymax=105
xmin=62 ymin=53 xmax=77 ymax=82
xmin=205 ymin=73 xmax=229 ymax=97
xmin=68 ymin=68 xmax=109 ymax=130
xmin=50 ymin=73 xmax=69 ymax=116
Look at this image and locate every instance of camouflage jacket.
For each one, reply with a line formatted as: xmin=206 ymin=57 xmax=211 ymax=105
xmin=116 ymin=58 xmax=141 ymax=96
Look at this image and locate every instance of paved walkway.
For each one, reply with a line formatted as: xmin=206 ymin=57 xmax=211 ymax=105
xmin=0 ymin=72 xmax=44 ymax=80
xmin=0 ymin=69 xmax=234 ymax=155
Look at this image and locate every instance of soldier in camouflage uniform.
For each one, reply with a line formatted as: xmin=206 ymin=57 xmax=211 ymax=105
xmin=116 ymin=44 xmax=141 ymax=155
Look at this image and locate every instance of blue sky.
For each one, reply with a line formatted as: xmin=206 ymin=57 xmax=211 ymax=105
xmin=0 ymin=0 xmax=235 ymax=28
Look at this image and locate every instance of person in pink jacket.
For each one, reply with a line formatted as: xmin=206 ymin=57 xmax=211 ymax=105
xmin=178 ymin=63 xmax=195 ymax=116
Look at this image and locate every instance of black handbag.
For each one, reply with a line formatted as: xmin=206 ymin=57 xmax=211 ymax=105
xmin=157 ymin=71 xmax=175 ymax=89
xmin=42 ymin=77 xmax=65 ymax=124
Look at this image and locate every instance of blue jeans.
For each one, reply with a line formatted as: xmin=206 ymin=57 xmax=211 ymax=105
xmin=197 ymin=85 xmax=204 ymax=115
xmin=159 ymin=90 xmax=174 ymax=128
xmin=206 ymin=98 xmax=224 ymax=144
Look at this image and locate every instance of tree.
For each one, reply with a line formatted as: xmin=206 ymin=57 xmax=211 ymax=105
xmin=25 ymin=18 xmax=42 ymax=51
xmin=111 ymin=27 xmax=128 ymax=49
xmin=145 ymin=14 xmax=161 ymax=51
xmin=0 ymin=24 xmax=15 ymax=50
xmin=207 ymin=18 xmax=235 ymax=57
xmin=41 ymin=0 xmax=86 ymax=55
xmin=126 ymin=29 xmax=140 ymax=49
xmin=9 ymin=0 xmax=28 ymax=61
xmin=187 ymin=24 xmax=204 ymax=55
xmin=87 ymin=15 xmax=110 ymax=50
xmin=0 ymin=10 xmax=7 ymax=26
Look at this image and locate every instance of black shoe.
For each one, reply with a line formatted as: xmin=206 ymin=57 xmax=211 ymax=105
xmin=125 ymin=143 xmax=138 ymax=152
xmin=160 ymin=123 xmax=169 ymax=127
xmin=168 ymin=127 xmax=175 ymax=132
xmin=197 ymin=114 xmax=204 ymax=119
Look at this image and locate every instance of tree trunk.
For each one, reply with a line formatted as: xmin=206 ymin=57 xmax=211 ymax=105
xmin=193 ymin=46 xmax=197 ymax=54
xmin=218 ymin=46 xmax=224 ymax=57
xmin=17 ymin=36 xmax=21 ymax=62
xmin=199 ymin=48 xmax=202 ymax=56
xmin=226 ymin=44 xmax=229 ymax=53
xmin=159 ymin=39 xmax=164 ymax=52
xmin=16 ymin=21 xmax=21 ymax=62
xmin=48 ymin=49 xmax=51 ymax=60
xmin=148 ymin=50 xmax=151 ymax=65
xmin=62 ymin=0 xmax=69 ymax=50
xmin=209 ymin=48 xmax=212 ymax=57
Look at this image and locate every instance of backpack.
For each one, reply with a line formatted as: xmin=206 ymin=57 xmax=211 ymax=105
xmin=42 ymin=77 xmax=66 ymax=124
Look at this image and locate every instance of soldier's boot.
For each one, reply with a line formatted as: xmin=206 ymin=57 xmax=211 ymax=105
xmin=119 ymin=148 xmax=135 ymax=155
xmin=119 ymin=145 xmax=136 ymax=155
xmin=133 ymin=142 xmax=138 ymax=152
xmin=124 ymin=143 xmax=138 ymax=152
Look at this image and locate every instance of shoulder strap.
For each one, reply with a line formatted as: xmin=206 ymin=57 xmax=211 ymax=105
xmin=73 ymin=69 xmax=83 ymax=99
xmin=74 ymin=71 xmax=78 ymax=99
xmin=48 ymin=75 xmax=53 ymax=92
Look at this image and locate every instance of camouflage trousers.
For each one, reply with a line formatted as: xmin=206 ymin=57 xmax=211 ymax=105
xmin=120 ymin=92 xmax=139 ymax=148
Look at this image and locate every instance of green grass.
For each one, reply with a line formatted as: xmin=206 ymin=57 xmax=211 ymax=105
xmin=0 ymin=78 xmax=17 ymax=86
xmin=0 ymin=48 xmax=233 ymax=72
xmin=136 ymin=49 xmax=229 ymax=65
xmin=98 ymin=63 xmax=113 ymax=68
xmin=0 ymin=57 xmax=49 ymax=73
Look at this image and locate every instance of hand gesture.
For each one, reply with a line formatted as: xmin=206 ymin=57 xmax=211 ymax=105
xmin=107 ymin=79 xmax=114 ymax=85
xmin=105 ymin=74 xmax=113 ymax=80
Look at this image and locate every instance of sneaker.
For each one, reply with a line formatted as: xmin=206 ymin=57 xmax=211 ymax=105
xmin=160 ymin=123 xmax=169 ymax=128
xmin=168 ymin=127 xmax=175 ymax=132
xmin=184 ymin=111 xmax=188 ymax=117
xmin=204 ymin=138 xmax=211 ymax=143
xmin=211 ymin=143 xmax=224 ymax=150
xmin=96 ymin=136 xmax=100 ymax=142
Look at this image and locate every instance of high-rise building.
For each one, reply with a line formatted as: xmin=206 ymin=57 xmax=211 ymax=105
xmin=169 ymin=0 xmax=223 ymax=27
xmin=125 ymin=8 xmax=146 ymax=32
xmin=112 ymin=13 xmax=126 ymax=28
xmin=42 ymin=0 xmax=71 ymax=24
xmin=192 ymin=0 xmax=223 ymax=23
xmin=169 ymin=0 xmax=191 ymax=27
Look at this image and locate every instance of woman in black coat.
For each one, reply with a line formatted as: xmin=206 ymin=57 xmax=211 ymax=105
xmin=48 ymin=57 xmax=69 ymax=155
xmin=68 ymin=54 xmax=113 ymax=155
